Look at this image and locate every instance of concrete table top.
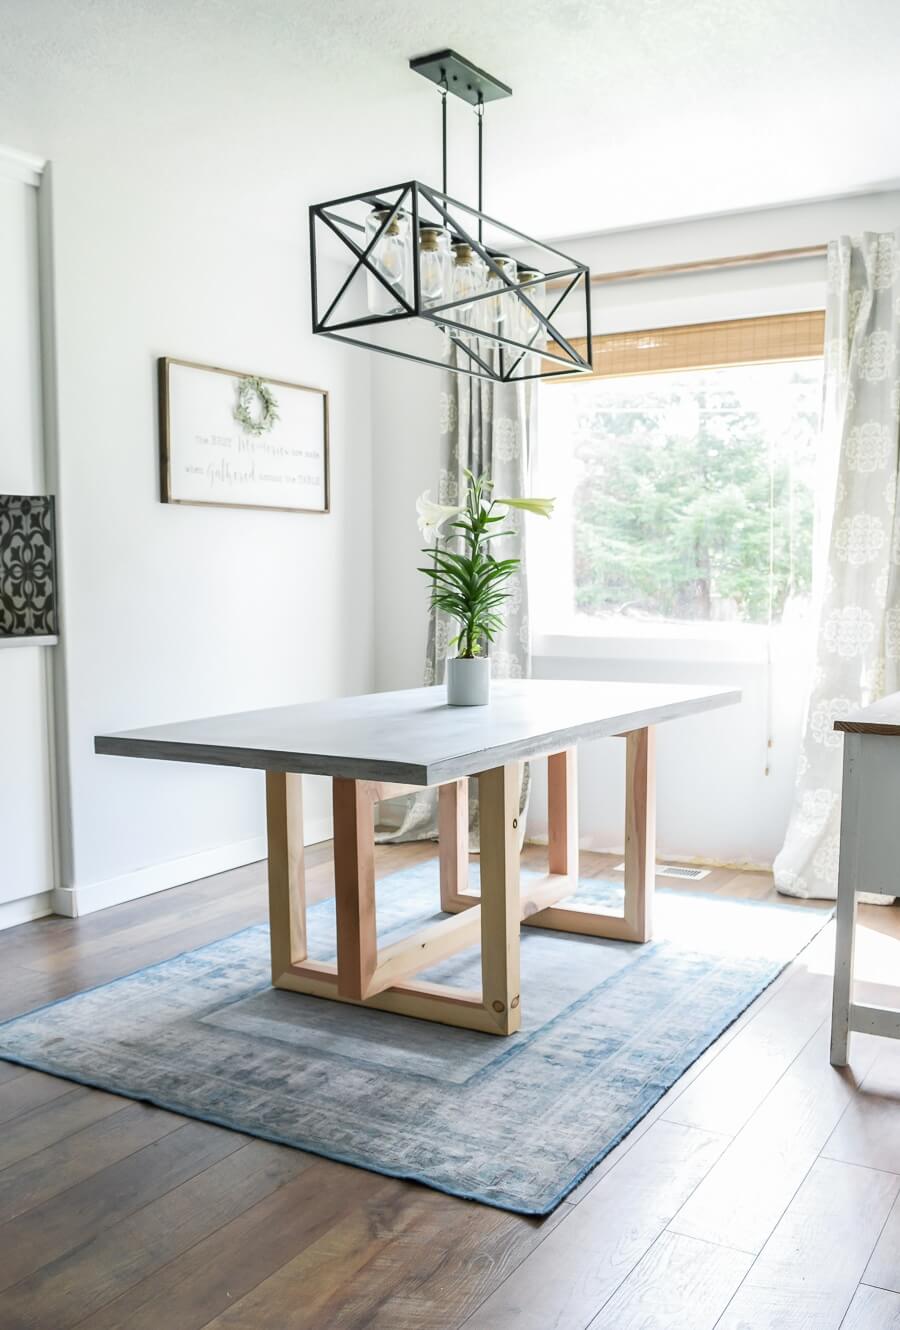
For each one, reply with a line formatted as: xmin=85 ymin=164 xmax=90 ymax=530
xmin=95 ymin=679 xmax=741 ymax=786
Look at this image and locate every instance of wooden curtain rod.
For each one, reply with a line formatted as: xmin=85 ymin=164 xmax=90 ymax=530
xmin=550 ymin=243 xmax=828 ymax=289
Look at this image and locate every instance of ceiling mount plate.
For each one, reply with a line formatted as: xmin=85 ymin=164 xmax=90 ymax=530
xmin=409 ymin=50 xmax=512 ymax=106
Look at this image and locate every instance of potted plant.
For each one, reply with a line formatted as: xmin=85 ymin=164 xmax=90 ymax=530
xmin=416 ymin=471 xmax=554 ymax=706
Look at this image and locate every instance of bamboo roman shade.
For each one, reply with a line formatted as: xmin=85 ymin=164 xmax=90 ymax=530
xmin=548 ymin=310 xmax=825 ymax=381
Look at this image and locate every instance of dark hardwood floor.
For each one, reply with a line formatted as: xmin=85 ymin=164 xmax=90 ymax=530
xmin=0 ymin=843 xmax=898 ymax=1329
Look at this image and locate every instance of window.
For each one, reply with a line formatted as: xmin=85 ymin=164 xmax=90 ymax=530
xmin=533 ymin=313 xmax=824 ymax=638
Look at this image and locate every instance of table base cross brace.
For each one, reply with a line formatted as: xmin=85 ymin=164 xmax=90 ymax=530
xmin=266 ymin=728 xmax=656 ymax=1036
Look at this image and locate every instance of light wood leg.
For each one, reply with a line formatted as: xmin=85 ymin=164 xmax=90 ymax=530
xmin=332 ymin=777 xmax=378 ymax=1001
xmin=281 ymin=772 xmax=524 ymax=1035
xmin=265 ymin=772 xmax=307 ymax=983
xmin=831 ymin=733 xmax=861 ymax=1067
xmin=527 ymin=731 xmax=655 ymax=942
xmin=439 ymin=779 xmax=470 ymax=910
xmin=478 ymin=762 xmax=522 ymax=1035
xmin=548 ymin=748 xmax=578 ymax=876
xmin=624 ymin=725 xmax=656 ymax=943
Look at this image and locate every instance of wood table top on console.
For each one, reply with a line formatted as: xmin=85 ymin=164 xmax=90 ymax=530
xmin=94 ymin=679 xmax=741 ymax=784
xmin=834 ymin=693 xmax=900 ymax=736
xmin=95 ymin=679 xmax=741 ymax=1036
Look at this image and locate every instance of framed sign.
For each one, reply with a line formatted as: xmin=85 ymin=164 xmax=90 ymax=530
xmin=158 ymin=358 xmax=329 ymax=513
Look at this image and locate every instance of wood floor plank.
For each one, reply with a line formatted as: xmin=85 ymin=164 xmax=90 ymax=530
xmin=842 ymin=1284 xmax=900 ymax=1328
xmin=0 ymin=1120 xmax=246 ymax=1292
xmin=669 ymin=1023 xmax=880 ymax=1253
xmin=824 ymin=1042 xmax=900 ymax=1174
xmin=176 ymin=1178 xmax=413 ymax=1330
xmin=0 ymin=1138 xmax=307 ymax=1330
xmin=23 ymin=881 xmax=266 ymax=977
xmin=662 ymin=967 xmax=829 ymax=1136
xmin=862 ymin=1188 xmax=900 ymax=1292
xmin=292 ymin=1191 xmax=566 ymax=1330
xmin=461 ymin=1120 xmax=727 ymax=1330
xmin=0 ymin=1087 xmax=132 ymax=1173
xmin=0 ymin=1068 xmax=78 ymax=1125
xmin=586 ymin=1230 xmax=751 ymax=1329
xmin=74 ymin=1158 xmax=384 ymax=1330
xmin=0 ymin=1060 xmax=27 ymax=1085
xmin=0 ymin=1100 xmax=186 ymax=1224
xmin=716 ymin=1158 xmax=899 ymax=1330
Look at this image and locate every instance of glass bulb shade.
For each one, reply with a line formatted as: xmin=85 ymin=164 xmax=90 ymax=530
xmin=485 ymin=254 xmax=518 ymax=326
xmin=365 ymin=207 xmax=412 ymax=316
xmin=450 ymin=244 xmax=487 ymax=343
xmin=418 ymin=224 xmax=452 ymax=307
xmin=515 ymin=267 xmax=547 ymax=347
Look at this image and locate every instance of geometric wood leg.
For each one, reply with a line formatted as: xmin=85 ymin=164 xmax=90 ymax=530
xmin=275 ymin=774 xmax=516 ymax=1035
xmin=548 ymin=748 xmax=577 ymax=876
xmin=265 ymin=771 xmax=307 ymax=983
xmin=266 ymin=732 xmax=660 ymax=1035
xmin=624 ymin=725 xmax=656 ymax=944
xmin=331 ymin=776 xmax=378 ymax=1001
xmin=439 ymin=778 xmax=470 ymax=910
xmin=478 ymin=762 xmax=522 ymax=1035
xmin=525 ymin=731 xmax=656 ymax=943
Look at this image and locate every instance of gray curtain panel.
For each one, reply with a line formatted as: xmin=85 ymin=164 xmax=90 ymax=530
xmin=379 ymin=352 xmax=537 ymax=848
xmin=775 ymin=232 xmax=900 ymax=901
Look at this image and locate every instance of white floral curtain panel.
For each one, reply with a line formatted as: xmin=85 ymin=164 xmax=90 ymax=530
xmin=379 ymin=354 xmax=536 ymax=847
xmin=775 ymin=231 xmax=900 ymax=901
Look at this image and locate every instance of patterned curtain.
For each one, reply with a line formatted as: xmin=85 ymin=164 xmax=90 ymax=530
xmin=378 ymin=353 xmax=537 ymax=848
xmin=775 ymin=232 xmax=900 ymax=901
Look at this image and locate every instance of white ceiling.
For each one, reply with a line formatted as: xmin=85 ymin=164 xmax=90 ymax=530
xmin=4 ymin=0 xmax=900 ymax=240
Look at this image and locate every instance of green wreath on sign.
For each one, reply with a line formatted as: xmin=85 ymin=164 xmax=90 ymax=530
xmin=234 ymin=375 xmax=280 ymax=437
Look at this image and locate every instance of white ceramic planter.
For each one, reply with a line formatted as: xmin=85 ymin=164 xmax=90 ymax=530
xmin=446 ymin=656 xmax=491 ymax=706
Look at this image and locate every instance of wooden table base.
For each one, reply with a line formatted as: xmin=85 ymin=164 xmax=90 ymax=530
xmin=266 ymin=728 xmax=656 ymax=1036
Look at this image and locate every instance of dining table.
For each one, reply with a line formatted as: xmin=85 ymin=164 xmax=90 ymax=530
xmin=95 ymin=678 xmax=741 ymax=1036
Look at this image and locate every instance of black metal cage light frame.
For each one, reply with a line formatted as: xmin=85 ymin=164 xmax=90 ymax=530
xmin=308 ymin=51 xmax=593 ymax=382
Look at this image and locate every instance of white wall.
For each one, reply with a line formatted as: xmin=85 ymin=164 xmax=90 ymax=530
xmin=4 ymin=0 xmax=900 ymax=914
xmin=0 ymin=25 xmax=380 ymax=916
xmin=0 ymin=161 xmax=57 ymax=925
xmin=373 ymin=187 xmax=900 ymax=868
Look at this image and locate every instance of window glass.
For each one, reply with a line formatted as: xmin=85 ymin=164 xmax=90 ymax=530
xmin=535 ymin=360 xmax=823 ymax=631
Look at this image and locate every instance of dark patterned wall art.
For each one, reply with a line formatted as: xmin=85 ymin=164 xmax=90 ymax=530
xmin=0 ymin=495 xmax=58 ymax=638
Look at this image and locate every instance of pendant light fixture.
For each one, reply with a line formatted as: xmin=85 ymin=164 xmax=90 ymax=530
xmin=308 ymin=50 xmax=593 ymax=382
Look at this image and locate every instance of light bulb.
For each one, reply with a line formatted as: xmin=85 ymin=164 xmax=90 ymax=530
xmin=515 ymin=267 xmax=546 ymax=347
xmin=365 ymin=207 xmax=411 ymax=316
xmin=421 ymin=250 xmax=444 ymax=302
xmin=487 ymin=255 xmax=517 ymax=326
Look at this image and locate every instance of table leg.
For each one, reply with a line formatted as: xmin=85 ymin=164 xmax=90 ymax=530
xmin=332 ymin=776 xmax=378 ymax=1001
xmin=265 ymin=772 xmax=307 ymax=983
xmin=439 ymin=779 xmax=470 ymax=910
xmin=624 ymin=726 xmax=656 ymax=944
xmin=278 ymin=770 xmax=512 ymax=1034
xmin=548 ymin=748 xmax=578 ymax=877
xmin=831 ymin=733 xmax=861 ymax=1067
xmin=478 ymin=762 xmax=522 ymax=1035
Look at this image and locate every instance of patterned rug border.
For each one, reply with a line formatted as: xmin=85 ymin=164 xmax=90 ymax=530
xmin=0 ymin=887 xmax=834 ymax=1215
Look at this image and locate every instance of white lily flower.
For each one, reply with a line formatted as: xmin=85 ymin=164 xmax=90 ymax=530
xmin=416 ymin=491 xmax=463 ymax=541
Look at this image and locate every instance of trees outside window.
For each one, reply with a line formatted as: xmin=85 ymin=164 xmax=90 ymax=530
xmin=540 ymin=360 xmax=822 ymax=628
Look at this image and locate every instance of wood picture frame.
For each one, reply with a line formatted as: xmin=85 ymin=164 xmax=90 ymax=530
xmin=158 ymin=357 xmax=330 ymax=514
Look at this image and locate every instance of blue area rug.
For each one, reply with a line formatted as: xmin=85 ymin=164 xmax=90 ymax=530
xmin=0 ymin=867 xmax=829 ymax=1214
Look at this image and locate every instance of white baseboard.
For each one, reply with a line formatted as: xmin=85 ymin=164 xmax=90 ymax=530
xmin=0 ymin=891 xmax=54 ymax=931
xmin=525 ymin=834 xmax=771 ymax=873
xmin=51 ymin=815 xmax=333 ymax=919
